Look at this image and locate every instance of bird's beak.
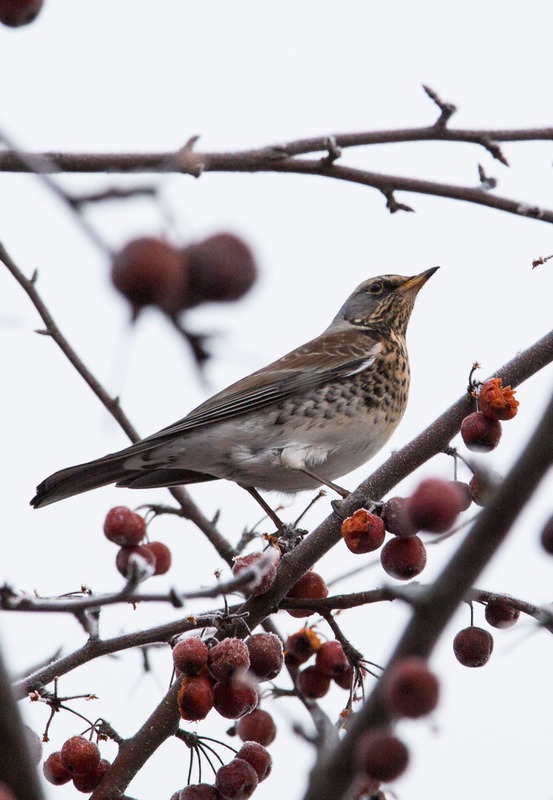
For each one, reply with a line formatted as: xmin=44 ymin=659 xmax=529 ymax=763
xmin=400 ymin=266 xmax=440 ymax=294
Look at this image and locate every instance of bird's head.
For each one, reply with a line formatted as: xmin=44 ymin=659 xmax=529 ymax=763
xmin=330 ymin=267 xmax=439 ymax=337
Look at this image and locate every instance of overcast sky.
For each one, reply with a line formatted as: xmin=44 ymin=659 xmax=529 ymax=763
xmin=2 ymin=3 xmax=553 ymax=799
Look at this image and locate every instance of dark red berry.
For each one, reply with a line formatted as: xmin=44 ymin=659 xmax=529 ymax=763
xmin=380 ymin=535 xmax=427 ymax=580
xmin=450 ymin=481 xmax=472 ymax=511
xmin=60 ymin=736 xmax=101 ymax=776
xmin=143 ymin=541 xmax=172 ymax=575
xmin=540 ymin=514 xmax=553 ymax=554
xmin=181 ymin=233 xmax=257 ymax=308
xmin=103 ymin=506 xmax=146 ymax=546
xmin=297 ymin=665 xmax=331 ymax=700
xmin=484 ymin=597 xmax=520 ymax=629
xmin=177 ymin=674 xmax=215 ymax=721
xmin=111 ymin=237 xmax=185 ymax=314
xmin=381 ymin=497 xmax=417 ymax=537
xmin=236 ymin=709 xmax=276 ymax=746
xmin=357 ymin=731 xmax=409 ymax=782
xmin=284 ymin=627 xmax=321 ymax=667
xmin=383 ymin=657 xmax=440 ymax=718
xmin=406 ymin=478 xmax=463 ymax=533
xmin=173 ymin=638 xmax=209 ymax=676
xmin=216 ymin=758 xmax=259 ymax=800
xmin=0 ymin=0 xmax=43 ymax=27
xmin=178 ymin=785 xmax=220 ymax=800
xmin=246 ymin=632 xmax=284 ymax=681
xmin=315 ymin=640 xmax=349 ymax=679
xmin=43 ymin=752 xmax=71 ymax=785
xmin=334 ymin=663 xmax=354 ymax=690
xmin=461 ymin=411 xmax=502 ymax=452
xmin=341 ymin=509 xmax=386 ymax=553
xmin=232 ymin=551 xmax=278 ymax=596
xmin=213 ymin=676 xmax=259 ymax=719
xmin=453 ymin=626 xmax=494 ymax=667
xmin=115 ymin=544 xmax=156 ymax=579
xmin=208 ymin=638 xmax=250 ymax=682
xmin=286 ymin=571 xmax=328 ymax=618
xmin=73 ymin=759 xmax=110 ymax=792
xmin=236 ymin=742 xmax=272 ymax=782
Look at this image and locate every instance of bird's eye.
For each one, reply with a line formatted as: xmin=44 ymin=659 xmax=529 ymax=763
xmin=367 ymin=281 xmax=383 ymax=294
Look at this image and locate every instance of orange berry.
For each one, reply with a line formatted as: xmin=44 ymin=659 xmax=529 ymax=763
xmin=479 ymin=378 xmax=519 ymax=421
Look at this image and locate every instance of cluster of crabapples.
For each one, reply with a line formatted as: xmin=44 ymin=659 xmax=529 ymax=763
xmin=43 ymin=735 xmax=110 ymax=793
xmin=338 ymin=377 xmax=522 ymax=669
xmin=103 ymin=506 xmax=172 ymax=579
xmin=111 ymin=233 xmax=257 ymax=318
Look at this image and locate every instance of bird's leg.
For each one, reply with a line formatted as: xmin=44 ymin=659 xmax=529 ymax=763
xmin=298 ymin=467 xmax=350 ymax=499
xmin=241 ymin=486 xmax=287 ymax=531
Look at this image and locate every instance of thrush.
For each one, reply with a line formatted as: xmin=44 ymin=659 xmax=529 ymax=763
xmin=31 ymin=268 xmax=438 ymax=509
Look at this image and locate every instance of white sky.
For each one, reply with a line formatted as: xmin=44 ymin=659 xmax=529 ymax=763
xmin=2 ymin=2 xmax=553 ymax=799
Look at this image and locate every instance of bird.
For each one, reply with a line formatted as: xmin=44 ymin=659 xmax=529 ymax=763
xmin=31 ymin=268 xmax=438 ymax=510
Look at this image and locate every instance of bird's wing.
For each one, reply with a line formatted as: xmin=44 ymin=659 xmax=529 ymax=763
xmin=141 ymin=331 xmax=383 ymax=443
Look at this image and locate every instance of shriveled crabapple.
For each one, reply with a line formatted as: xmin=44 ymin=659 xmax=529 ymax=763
xmin=246 ymin=632 xmax=284 ymax=681
xmin=285 ymin=570 xmax=329 ymax=618
xmin=177 ymin=674 xmax=215 ymax=721
xmin=103 ymin=506 xmax=146 ymax=546
xmin=208 ymin=638 xmax=250 ymax=682
xmin=236 ymin=709 xmax=276 ymax=746
xmin=215 ymin=757 xmax=259 ymax=800
xmin=479 ymin=378 xmax=519 ymax=421
xmin=461 ymin=411 xmax=502 ymax=452
xmin=380 ymin=535 xmax=427 ymax=580
xmin=453 ymin=626 xmax=494 ymax=667
xmin=341 ymin=508 xmax=386 ymax=553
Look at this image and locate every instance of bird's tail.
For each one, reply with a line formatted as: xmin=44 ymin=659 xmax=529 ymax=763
xmin=31 ymin=451 xmax=138 ymax=508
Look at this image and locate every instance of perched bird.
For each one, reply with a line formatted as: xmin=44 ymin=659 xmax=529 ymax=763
xmin=31 ymin=268 xmax=438 ymax=509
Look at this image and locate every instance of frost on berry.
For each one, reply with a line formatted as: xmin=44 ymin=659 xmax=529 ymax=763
xmin=380 ymin=535 xmax=427 ymax=580
xmin=406 ymin=478 xmax=463 ymax=533
xmin=285 ymin=570 xmax=328 ymax=618
xmin=208 ymin=638 xmax=250 ymax=682
xmin=383 ymin=657 xmax=440 ymax=718
xmin=484 ymin=597 xmax=520 ymax=629
xmin=479 ymin=377 xmax=519 ymax=421
xmin=60 ymin=736 xmax=101 ymax=776
xmin=461 ymin=411 xmax=502 ymax=452
xmin=315 ymin=640 xmax=349 ymax=679
xmin=173 ymin=638 xmax=209 ymax=676
xmin=297 ymin=665 xmax=331 ymax=700
xmin=236 ymin=741 xmax=272 ymax=782
xmin=357 ymin=730 xmax=409 ymax=782
xmin=103 ymin=506 xmax=146 ymax=546
xmin=178 ymin=785 xmax=220 ymax=799
xmin=246 ymin=632 xmax=284 ymax=681
xmin=115 ymin=544 xmax=157 ymax=581
xmin=453 ymin=626 xmax=494 ymax=667
xmin=213 ymin=673 xmax=259 ymax=719
xmin=215 ymin=757 xmax=259 ymax=800
xmin=284 ymin=627 xmax=321 ymax=667
xmin=236 ymin=709 xmax=276 ymax=746
xmin=232 ymin=551 xmax=279 ymax=596
xmin=177 ymin=674 xmax=215 ymax=721
xmin=341 ymin=509 xmax=386 ymax=553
